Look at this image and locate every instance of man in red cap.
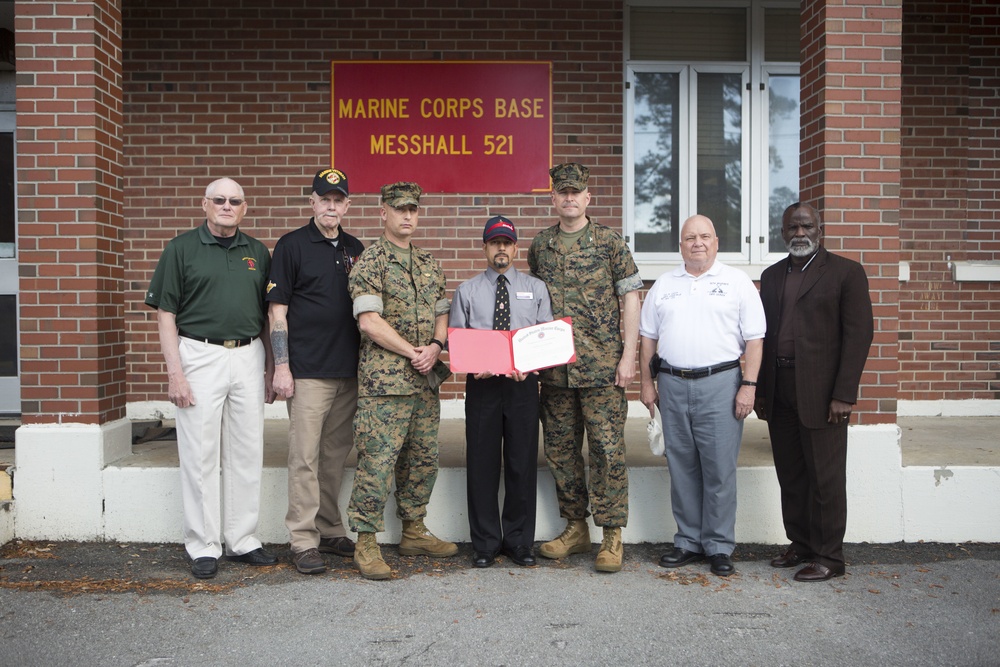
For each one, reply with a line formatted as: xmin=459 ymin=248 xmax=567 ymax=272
xmin=450 ymin=215 xmax=552 ymax=568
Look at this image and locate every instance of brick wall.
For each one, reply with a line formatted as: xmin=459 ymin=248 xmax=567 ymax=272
xmin=800 ymin=0 xmax=901 ymax=424
xmin=123 ymin=0 xmax=625 ymax=402
xmin=16 ymin=1 xmax=125 ymax=424
xmin=899 ymin=0 xmax=1000 ymax=400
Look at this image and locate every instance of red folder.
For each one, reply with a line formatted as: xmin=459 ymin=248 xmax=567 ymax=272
xmin=448 ymin=317 xmax=575 ymax=375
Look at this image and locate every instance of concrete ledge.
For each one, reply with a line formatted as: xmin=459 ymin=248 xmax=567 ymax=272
xmin=902 ymin=466 xmax=1000 ymax=542
xmin=104 ymin=421 xmax=911 ymax=545
xmin=9 ymin=414 xmax=1000 ymax=545
xmin=14 ymin=419 xmax=132 ymax=541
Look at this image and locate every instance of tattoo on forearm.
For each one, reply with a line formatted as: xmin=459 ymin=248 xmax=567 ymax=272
xmin=271 ymin=326 xmax=289 ymax=365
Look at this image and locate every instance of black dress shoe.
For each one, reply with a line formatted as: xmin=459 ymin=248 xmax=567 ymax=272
xmin=708 ymin=553 xmax=736 ymax=577
xmin=191 ymin=556 xmax=218 ymax=579
xmin=227 ymin=548 xmax=278 ymax=566
xmin=770 ymin=546 xmax=810 ymax=568
xmin=472 ymin=552 xmax=496 ymax=568
xmin=658 ymin=547 xmax=704 ymax=568
xmin=793 ymin=562 xmax=845 ymax=582
xmin=503 ymin=545 xmax=536 ymax=567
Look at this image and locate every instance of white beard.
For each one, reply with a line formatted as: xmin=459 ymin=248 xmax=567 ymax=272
xmin=786 ymin=238 xmax=818 ymax=258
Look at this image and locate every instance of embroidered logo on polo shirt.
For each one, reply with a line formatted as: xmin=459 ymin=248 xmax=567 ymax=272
xmin=266 ymin=280 xmax=277 ymax=294
xmin=244 ymin=257 xmax=257 ymax=271
xmin=709 ymin=282 xmax=729 ymax=296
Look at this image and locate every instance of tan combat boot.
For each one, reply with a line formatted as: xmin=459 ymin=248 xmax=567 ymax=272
xmin=538 ymin=519 xmax=592 ymax=559
xmin=595 ymin=527 xmax=623 ymax=573
xmin=354 ymin=531 xmax=391 ymax=580
xmin=398 ymin=518 xmax=459 ymax=557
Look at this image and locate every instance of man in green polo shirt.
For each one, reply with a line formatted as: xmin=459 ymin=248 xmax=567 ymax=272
xmin=145 ymin=177 xmax=278 ymax=580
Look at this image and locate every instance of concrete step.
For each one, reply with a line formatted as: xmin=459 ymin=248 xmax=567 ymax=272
xmin=6 ymin=413 xmax=1000 ymax=547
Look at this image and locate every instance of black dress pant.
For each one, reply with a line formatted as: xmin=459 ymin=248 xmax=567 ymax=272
xmin=464 ymin=374 xmax=539 ymax=555
xmin=767 ymin=367 xmax=849 ymax=569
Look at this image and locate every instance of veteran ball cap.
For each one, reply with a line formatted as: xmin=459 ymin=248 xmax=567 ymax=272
xmin=550 ymin=162 xmax=590 ymax=191
xmin=381 ymin=181 xmax=422 ymax=207
xmin=313 ymin=168 xmax=349 ymax=197
xmin=483 ymin=215 xmax=517 ymax=243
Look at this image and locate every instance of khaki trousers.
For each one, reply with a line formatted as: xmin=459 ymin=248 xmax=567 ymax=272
xmin=285 ymin=377 xmax=358 ymax=553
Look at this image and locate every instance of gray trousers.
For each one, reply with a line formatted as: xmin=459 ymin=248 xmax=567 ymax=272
xmin=657 ymin=367 xmax=743 ymax=556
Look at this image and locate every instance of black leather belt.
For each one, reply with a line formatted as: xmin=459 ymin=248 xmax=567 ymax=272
xmin=658 ymin=359 xmax=741 ymax=380
xmin=776 ymin=357 xmax=796 ymax=368
xmin=178 ymin=330 xmax=257 ymax=349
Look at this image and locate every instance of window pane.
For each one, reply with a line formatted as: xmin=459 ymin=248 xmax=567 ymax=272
xmin=633 ymin=72 xmax=680 ymax=253
xmin=768 ymin=74 xmax=800 ymax=252
xmin=0 ymin=132 xmax=12 ymax=259
xmin=0 ymin=294 xmax=14 ymax=377
xmin=764 ymin=8 xmax=801 ymax=62
xmin=630 ymin=8 xmax=746 ymax=61
xmin=696 ymin=73 xmax=743 ymax=253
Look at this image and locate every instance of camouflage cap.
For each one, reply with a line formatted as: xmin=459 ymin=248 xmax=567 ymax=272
xmin=550 ymin=163 xmax=590 ymax=191
xmin=381 ymin=181 xmax=422 ymax=207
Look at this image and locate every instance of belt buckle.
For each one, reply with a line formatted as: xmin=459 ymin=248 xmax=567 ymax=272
xmin=224 ymin=340 xmax=236 ymax=349
xmin=679 ymin=369 xmax=693 ymax=379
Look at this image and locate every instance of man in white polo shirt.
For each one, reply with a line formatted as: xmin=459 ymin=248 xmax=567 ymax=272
xmin=638 ymin=214 xmax=765 ymax=577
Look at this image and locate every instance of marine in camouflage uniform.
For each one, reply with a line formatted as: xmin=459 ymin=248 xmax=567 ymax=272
xmin=528 ymin=163 xmax=643 ymax=572
xmin=347 ymin=182 xmax=456 ymax=579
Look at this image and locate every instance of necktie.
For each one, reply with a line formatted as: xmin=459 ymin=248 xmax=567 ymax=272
xmin=493 ymin=275 xmax=511 ymax=331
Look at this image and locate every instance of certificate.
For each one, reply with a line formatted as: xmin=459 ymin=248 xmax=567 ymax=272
xmin=448 ymin=317 xmax=576 ymax=375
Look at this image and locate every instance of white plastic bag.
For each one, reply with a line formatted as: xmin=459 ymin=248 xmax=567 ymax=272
xmin=647 ymin=405 xmax=664 ymax=457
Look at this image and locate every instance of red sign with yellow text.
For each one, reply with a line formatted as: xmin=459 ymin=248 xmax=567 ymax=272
xmin=331 ymin=61 xmax=552 ymax=194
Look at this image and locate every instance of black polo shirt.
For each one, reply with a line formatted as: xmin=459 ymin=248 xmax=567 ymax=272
xmin=266 ymin=219 xmax=365 ymax=378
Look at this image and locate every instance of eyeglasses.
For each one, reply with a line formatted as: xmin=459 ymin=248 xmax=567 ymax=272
xmin=208 ymin=196 xmax=245 ymax=207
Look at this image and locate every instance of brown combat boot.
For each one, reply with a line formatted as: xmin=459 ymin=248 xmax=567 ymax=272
xmin=595 ymin=527 xmax=623 ymax=573
xmin=538 ymin=519 xmax=592 ymax=559
xmin=398 ymin=518 xmax=459 ymax=557
xmin=354 ymin=532 xmax=391 ymax=580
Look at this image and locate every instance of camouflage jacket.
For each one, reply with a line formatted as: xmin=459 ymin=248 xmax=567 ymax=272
xmin=349 ymin=235 xmax=450 ymax=397
xmin=528 ymin=218 xmax=642 ymax=388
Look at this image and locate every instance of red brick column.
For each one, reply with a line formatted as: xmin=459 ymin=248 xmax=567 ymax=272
xmin=800 ymin=0 xmax=901 ymax=425
xmin=15 ymin=1 xmax=125 ymax=425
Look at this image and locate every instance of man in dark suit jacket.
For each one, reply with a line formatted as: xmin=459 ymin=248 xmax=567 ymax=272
xmin=754 ymin=202 xmax=874 ymax=582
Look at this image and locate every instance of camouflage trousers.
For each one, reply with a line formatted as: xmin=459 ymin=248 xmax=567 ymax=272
xmin=347 ymin=386 xmax=441 ymax=533
xmin=539 ymin=383 xmax=629 ymax=528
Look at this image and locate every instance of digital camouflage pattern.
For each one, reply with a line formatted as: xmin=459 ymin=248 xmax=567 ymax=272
xmin=540 ymin=383 xmax=629 ymax=527
xmin=380 ymin=181 xmax=422 ymax=207
xmin=527 ymin=219 xmax=642 ymax=388
xmin=549 ymin=162 xmax=590 ymax=191
xmin=347 ymin=389 xmax=441 ymax=533
xmin=349 ymin=235 xmax=449 ymax=397
xmin=529 ymin=216 xmax=640 ymax=529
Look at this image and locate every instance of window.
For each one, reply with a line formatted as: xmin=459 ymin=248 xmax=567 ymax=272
xmin=626 ymin=1 xmax=800 ymax=269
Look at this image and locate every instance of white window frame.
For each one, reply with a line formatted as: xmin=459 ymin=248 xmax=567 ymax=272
xmin=625 ymin=0 xmax=800 ymax=279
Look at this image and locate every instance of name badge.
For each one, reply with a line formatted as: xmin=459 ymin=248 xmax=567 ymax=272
xmin=515 ymin=291 xmax=534 ymax=300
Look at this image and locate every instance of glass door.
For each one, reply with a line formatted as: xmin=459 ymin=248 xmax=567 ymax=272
xmin=0 ymin=111 xmax=19 ymax=415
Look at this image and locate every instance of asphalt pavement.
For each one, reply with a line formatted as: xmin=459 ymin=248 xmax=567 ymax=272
xmin=1 ymin=540 xmax=998 ymax=666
